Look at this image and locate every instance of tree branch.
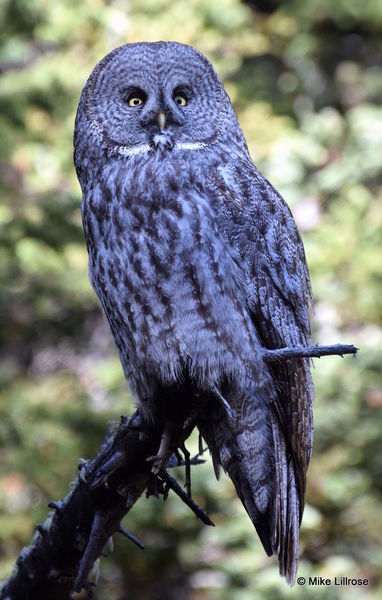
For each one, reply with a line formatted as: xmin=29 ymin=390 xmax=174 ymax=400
xmin=263 ymin=343 xmax=358 ymax=362
xmin=0 ymin=413 xmax=211 ymax=600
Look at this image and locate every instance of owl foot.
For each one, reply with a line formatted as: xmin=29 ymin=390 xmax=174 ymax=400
xmin=146 ymin=426 xmax=173 ymax=475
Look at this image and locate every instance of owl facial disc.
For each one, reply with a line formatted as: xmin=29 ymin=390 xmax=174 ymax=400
xmin=81 ymin=42 xmax=227 ymax=157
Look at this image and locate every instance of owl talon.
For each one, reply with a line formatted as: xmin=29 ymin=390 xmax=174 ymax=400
xmin=147 ymin=426 xmax=174 ymax=475
xmin=146 ymin=454 xmax=166 ymax=475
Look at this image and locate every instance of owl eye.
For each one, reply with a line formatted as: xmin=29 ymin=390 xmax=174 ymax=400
xmin=127 ymin=96 xmax=144 ymax=107
xmin=174 ymin=94 xmax=187 ymax=107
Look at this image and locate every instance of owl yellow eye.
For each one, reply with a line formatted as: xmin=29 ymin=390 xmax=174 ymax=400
xmin=174 ymin=94 xmax=187 ymax=106
xmin=128 ymin=96 xmax=144 ymax=107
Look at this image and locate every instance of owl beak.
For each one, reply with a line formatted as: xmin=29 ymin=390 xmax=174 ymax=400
xmin=158 ymin=111 xmax=166 ymax=131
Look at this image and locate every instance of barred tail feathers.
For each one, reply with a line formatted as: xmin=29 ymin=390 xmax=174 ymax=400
xmin=199 ymin=398 xmax=301 ymax=586
xmin=270 ymin=411 xmax=300 ymax=585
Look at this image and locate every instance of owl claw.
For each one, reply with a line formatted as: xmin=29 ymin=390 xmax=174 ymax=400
xmin=146 ymin=426 xmax=173 ymax=474
xmin=146 ymin=454 xmax=167 ymax=475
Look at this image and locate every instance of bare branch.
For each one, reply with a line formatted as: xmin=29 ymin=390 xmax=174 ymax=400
xmin=159 ymin=471 xmax=215 ymax=527
xmin=117 ymin=526 xmax=145 ymax=550
xmin=263 ymin=343 xmax=358 ymax=362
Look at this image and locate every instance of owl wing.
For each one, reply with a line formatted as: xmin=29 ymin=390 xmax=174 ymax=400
xmin=210 ymin=162 xmax=314 ymax=580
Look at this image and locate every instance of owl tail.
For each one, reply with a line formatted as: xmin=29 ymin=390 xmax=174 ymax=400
xmin=198 ymin=400 xmax=300 ymax=586
xmin=269 ymin=411 xmax=300 ymax=586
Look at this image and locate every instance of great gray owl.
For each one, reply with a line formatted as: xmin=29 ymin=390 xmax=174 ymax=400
xmin=74 ymin=41 xmax=313 ymax=585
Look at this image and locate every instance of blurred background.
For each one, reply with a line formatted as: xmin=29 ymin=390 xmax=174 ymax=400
xmin=1 ymin=0 xmax=382 ymax=598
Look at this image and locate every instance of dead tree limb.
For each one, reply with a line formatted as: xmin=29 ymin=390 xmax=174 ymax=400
xmin=0 ymin=413 xmax=211 ymax=600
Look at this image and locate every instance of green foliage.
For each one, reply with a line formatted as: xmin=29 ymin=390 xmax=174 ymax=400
xmin=1 ymin=0 xmax=381 ymax=598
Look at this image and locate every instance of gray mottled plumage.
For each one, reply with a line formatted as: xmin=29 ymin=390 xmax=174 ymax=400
xmin=74 ymin=42 xmax=314 ymax=585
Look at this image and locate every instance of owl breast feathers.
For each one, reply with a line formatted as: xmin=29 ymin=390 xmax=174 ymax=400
xmin=74 ymin=41 xmax=314 ymax=585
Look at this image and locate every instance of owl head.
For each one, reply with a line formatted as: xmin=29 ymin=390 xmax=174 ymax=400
xmin=74 ymin=41 xmax=244 ymax=169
